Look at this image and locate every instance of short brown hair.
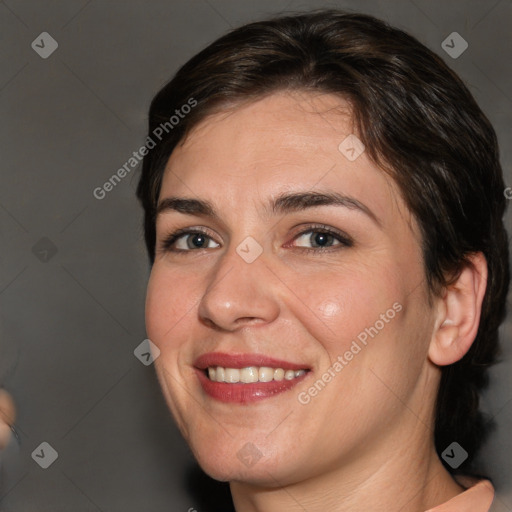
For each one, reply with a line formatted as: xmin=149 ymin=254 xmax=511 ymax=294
xmin=136 ymin=9 xmax=510 ymax=476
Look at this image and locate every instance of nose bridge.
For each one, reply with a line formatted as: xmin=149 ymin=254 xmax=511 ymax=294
xmin=197 ymin=237 xmax=279 ymax=330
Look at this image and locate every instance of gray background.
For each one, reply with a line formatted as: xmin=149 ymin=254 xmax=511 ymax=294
xmin=0 ymin=0 xmax=511 ymax=510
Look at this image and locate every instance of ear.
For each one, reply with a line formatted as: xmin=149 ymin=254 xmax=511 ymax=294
xmin=428 ymin=253 xmax=488 ymax=366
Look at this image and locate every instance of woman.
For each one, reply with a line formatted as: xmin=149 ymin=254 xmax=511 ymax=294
xmin=136 ymin=10 xmax=509 ymax=511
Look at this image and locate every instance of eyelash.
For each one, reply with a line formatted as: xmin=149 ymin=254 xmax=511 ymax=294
xmin=159 ymin=224 xmax=353 ymax=255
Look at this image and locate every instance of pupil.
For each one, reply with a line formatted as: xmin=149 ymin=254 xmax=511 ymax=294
xmin=314 ymin=232 xmax=330 ymax=247
xmin=191 ymin=234 xmax=206 ymax=248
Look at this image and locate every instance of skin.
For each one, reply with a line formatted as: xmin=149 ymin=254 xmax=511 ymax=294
xmin=0 ymin=389 xmax=16 ymax=450
xmin=145 ymin=91 xmax=487 ymax=512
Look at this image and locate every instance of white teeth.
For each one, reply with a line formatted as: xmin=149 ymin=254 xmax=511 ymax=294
xmin=240 ymin=367 xmax=259 ymax=383
xmin=207 ymin=366 xmax=307 ymax=383
xmin=274 ymin=368 xmax=285 ymax=381
xmin=259 ymin=367 xmax=274 ymax=382
xmin=225 ymin=368 xmax=240 ymax=383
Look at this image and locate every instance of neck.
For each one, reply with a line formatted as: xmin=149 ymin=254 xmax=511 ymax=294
xmin=229 ymin=435 xmax=464 ymax=512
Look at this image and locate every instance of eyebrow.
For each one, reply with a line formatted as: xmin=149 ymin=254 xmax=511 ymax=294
xmin=156 ymin=191 xmax=380 ymax=226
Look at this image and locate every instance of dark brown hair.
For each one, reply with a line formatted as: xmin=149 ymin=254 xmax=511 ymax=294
xmin=136 ymin=9 xmax=510 ymax=476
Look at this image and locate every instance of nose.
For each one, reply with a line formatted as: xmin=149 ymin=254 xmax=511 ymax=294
xmin=197 ymin=244 xmax=280 ymax=332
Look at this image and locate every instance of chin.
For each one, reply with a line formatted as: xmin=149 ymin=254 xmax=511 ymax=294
xmin=189 ymin=437 xmax=304 ymax=487
xmin=196 ymin=459 xmax=285 ymax=487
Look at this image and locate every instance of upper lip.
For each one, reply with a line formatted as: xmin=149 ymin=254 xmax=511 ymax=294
xmin=194 ymin=352 xmax=310 ymax=371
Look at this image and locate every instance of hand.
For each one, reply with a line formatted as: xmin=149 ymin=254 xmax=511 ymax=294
xmin=0 ymin=389 xmax=16 ymax=451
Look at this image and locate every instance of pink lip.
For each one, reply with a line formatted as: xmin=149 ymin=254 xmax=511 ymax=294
xmin=193 ymin=352 xmax=311 ymax=404
xmin=195 ymin=369 xmax=309 ymax=404
xmin=194 ymin=352 xmax=309 ymax=371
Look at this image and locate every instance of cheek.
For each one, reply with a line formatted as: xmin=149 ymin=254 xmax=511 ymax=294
xmin=318 ymin=298 xmax=342 ymax=318
xmin=288 ymin=264 xmax=402 ymax=357
xmin=145 ymin=266 xmax=192 ymax=346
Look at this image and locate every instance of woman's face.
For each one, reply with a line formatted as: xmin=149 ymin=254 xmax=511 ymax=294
xmin=145 ymin=91 xmax=438 ymax=485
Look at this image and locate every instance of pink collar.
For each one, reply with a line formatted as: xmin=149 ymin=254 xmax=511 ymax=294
xmin=425 ymin=476 xmax=495 ymax=512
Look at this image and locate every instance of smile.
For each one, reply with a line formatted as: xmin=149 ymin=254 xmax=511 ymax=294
xmin=194 ymin=352 xmax=311 ymax=403
xmin=207 ymin=366 xmax=307 ymax=383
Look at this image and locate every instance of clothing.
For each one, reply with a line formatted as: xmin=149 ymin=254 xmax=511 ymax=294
xmin=426 ymin=475 xmax=496 ymax=512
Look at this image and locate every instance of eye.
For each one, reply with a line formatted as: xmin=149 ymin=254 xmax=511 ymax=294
xmin=158 ymin=224 xmax=352 ymax=255
xmin=160 ymin=228 xmax=220 ymax=253
xmin=289 ymin=225 xmax=353 ymax=252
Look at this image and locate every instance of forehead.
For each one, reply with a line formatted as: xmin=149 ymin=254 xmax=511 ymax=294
xmin=170 ymin=92 xmax=355 ymax=164
xmin=160 ymin=91 xmax=413 ymax=230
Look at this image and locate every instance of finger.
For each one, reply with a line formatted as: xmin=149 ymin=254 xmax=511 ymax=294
xmin=0 ymin=389 xmax=16 ymax=450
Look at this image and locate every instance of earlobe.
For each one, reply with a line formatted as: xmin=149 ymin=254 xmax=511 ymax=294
xmin=428 ymin=252 xmax=488 ymax=366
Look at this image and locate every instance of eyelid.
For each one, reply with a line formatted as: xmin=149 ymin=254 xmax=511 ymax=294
xmin=287 ymin=223 xmax=353 ymax=246
xmin=159 ymin=226 xmax=219 ymax=252
xmin=158 ymin=223 xmax=353 ymax=254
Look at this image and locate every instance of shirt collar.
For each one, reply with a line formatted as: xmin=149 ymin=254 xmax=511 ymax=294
xmin=425 ymin=476 xmax=495 ymax=512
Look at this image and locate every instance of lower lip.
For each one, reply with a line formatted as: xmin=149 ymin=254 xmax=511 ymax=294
xmin=195 ymin=369 xmax=308 ymax=404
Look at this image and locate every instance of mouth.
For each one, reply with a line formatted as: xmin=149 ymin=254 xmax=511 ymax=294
xmin=206 ymin=366 xmax=307 ymax=383
xmin=194 ymin=352 xmax=311 ymax=403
